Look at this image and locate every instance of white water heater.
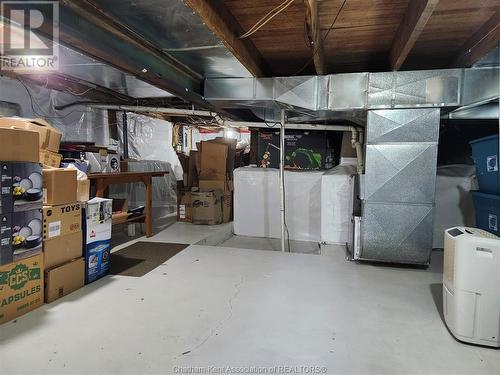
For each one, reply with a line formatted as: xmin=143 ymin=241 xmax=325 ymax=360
xmin=443 ymin=227 xmax=500 ymax=347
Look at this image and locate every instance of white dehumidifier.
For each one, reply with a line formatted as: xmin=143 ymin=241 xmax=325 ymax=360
xmin=443 ymin=227 xmax=500 ymax=347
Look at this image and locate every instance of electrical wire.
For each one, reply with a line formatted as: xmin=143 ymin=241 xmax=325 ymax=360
xmin=239 ymin=0 xmax=295 ymax=39
xmin=17 ymin=79 xmax=91 ymax=120
xmin=293 ymin=0 xmax=347 ymax=76
xmin=65 ymin=86 xmax=95 ymax=96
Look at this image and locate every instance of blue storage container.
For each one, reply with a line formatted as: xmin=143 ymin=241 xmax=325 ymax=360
xmin=469 ymin=134 xmax=499 ymax=195
xmin=472 ymin=192 xmax=500 ymax=236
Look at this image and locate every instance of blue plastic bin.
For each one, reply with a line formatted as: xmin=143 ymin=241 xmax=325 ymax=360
xmin=472 ymin=192 xmax=500 ymax=236
xmin=469 ymin=134 xmax=499 ymax=195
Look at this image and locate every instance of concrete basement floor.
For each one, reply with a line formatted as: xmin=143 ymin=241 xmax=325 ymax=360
xmin=0 ymin=223 xmax=499 ymax=375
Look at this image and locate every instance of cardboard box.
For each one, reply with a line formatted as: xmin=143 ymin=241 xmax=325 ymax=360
xmin=43 ymin=231 xmax=83 ymax=269
xmin=191 ymin=189 xmax=223 ymax=225
xmin=85 ymin=152 xmax=120 ymax=173
xmin=44 ymin=257 xmax=84 ymax=303
xmin=11 ymin=163 xmax=43 ymax=213
xmin=43 ymin=168 xmax=77 ymax=206
xmin=0 ymin=117 xmax=61 ymax=153
xmin=198 ymin=180 xmax=233 ymax=223
xmin=40 ymin=149 xmax=62 ymax=168
xmin=177 ymin=190 xmax=192 ymax=222
xmin=0 ymin=208 xmax=43 ymax=266
xmin=199 ymin=142 xmax=228 ymax=181
xmin=187 ymin=151 xmax=199 ymax=188
xmin=257 ymin=130 xmax=335 ymax=170
xmin=77 ymin=179 xmax=90 ymax=202
xmin=83 ymin=198 xmax=112 ymax=284
xmin=0 ymin=253 xmax=44 ymax=324
xmin=0 ymin=128 xmax=39 ymax=163
xmin=206 ymin=138 xmax=237 ymax=177
xmin=43 ymin=202 xmax=82 ymax=241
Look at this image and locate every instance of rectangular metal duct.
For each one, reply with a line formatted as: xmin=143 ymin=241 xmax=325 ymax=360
xmin=204 ymin=68 xmax=498 ymax=117
xmin=360 ymin=108 xmax=440 ymax=264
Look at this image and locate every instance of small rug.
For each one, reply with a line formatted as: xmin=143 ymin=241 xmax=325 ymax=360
xmin=109 ymin=242 xmax=189 ymax=277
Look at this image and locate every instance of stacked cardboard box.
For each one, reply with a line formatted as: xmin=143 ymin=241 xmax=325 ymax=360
xmin=42 ymin=168 xmax=85 ymax=303
xmin=0 ymin=117 xmax=63 ymax=168
xmin=177 ymin=138 xmax=236 ymax=225
xmin=0 ymin=126 xmax=44 ymax=324
xmin=83 ymin=198 xmax=112 ymax=284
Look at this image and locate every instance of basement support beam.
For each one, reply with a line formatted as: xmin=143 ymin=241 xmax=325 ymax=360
xmin=305 ymin=0 xmax=326 ymax=75
xmin=184 ymin=0 xmax=269 ymax=77
xmin=390 ymin=0 xmax=439 ymax=71
xmin=453 ymin=10 xmax=500 ymax=67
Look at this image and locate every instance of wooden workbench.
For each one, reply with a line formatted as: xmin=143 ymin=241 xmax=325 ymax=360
xmin=88 ymin=171 xmax=168 ymax=237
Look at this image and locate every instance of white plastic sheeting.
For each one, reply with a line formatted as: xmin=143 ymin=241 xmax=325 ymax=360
xmin=433 ymin=164 xmax=478 ymax=248
xmin=111 ymin=113 xmax=182 ymax=225
xmin=109 ymin=161 xmax=177 ymax=227
xmin=0 ymin=76 xmax=109 ymax=144
xmin=117 ymin=113 xmax=183 ymax=180
xmin=321 ymin=164 xmax=357 ymax=244
xmin=233 ymin=167 xmax=323 ymax=242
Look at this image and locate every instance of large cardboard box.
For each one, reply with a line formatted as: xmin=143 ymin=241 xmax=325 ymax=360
xmin=0 ymin=128 xmax=39 ymax=163
xmin=257 ymin=130 xmax=335 ymax=170
xmin=83 ymin=198 xmax=112 ymax=284
xmin=45 ymin=257 xmax=84 ymax=303
xmin=198 ymin=180 xmax=233 ymax=223
xmin=43 ymin=168 xmax=77 ymax=205
xmin=43 ymin=231 xmax=83 ymax=269
xmin=40 ymin=149 xmax=62 ymax=168
xmin=191 ymin=189 xmax=223 ymax=225
xmin=0 ymin=117 xmax=61 ymax=153
xmin=199 ymin=142 xmax=228 ymax=181
xmin=0 ymin=253 xmax=44 ymax=325
xmin=1 ymin=162 xmax=44 ymax=214
xmin=77 ymin=179 xmax=90 ymax=202
xmin=0 ymin=208 xmax=43 ymax=266
xmin=206 ymin=138 xmax=237 ymax=177
xmin=42 ymin=202 xmax=82 ymax=241
xmin=177 ymin=189 xmax=192 ymax=222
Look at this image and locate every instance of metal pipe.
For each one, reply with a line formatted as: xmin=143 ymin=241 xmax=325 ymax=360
xmin=88 ymin=104 xmax=216 ymax=117
xmin=221 ymin=120 xmax=355 ymax=131
xmin=122 ymin=111 xmax=129 ymax=159
xmin=279 ymin=110 xmax=287 ymax=253
xmin=350 ymin=128 xmax=364 ymax=174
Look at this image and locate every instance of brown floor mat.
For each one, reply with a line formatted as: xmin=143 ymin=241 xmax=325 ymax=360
xmin=110 ymin=242 xmax=189 ymax=277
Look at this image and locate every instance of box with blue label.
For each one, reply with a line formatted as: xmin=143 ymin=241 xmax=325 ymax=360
xmin=469 ymin=134 xmax=499 ymax=195
xmin=472 ymin=192 xmax=500 ymax=236
xmin=83 ymin=198 xmax=112 ymax=284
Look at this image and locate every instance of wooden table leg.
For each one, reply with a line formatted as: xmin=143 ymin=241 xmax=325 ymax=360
xmin=144 ymin=176 xmax=153 ymax=238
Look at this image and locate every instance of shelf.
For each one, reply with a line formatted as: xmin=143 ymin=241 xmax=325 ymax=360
xmin=112 ymin=214 xmax=146 ymax=225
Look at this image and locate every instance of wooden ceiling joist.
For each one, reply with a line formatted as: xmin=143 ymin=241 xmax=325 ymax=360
xmin=184 ymin=0 xmax=270 ymax=77
xmin=389 ymin=0 xmax=439 ymax=71
xmin=453 ymin=10 xmax=500 ymax=67
xmin=305 ymin=0 xmax=326 ymax=75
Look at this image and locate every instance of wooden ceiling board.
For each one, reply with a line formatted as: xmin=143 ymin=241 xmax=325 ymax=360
xmin=318 ymin=0 xmax=410 ymax=29
xmin=221 ymin=0 xmax=499 ymax=75
xmin=224 ymin=0 xmax=312 ymax=74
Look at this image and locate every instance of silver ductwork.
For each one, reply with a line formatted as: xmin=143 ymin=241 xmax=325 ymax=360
xmin=204 ymin=68 xmax=499 ymax=265
xmin=360 ymin=108 xmax=440 ymax=264
xmin=204 ymin=67 xmax=499 ymax=122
